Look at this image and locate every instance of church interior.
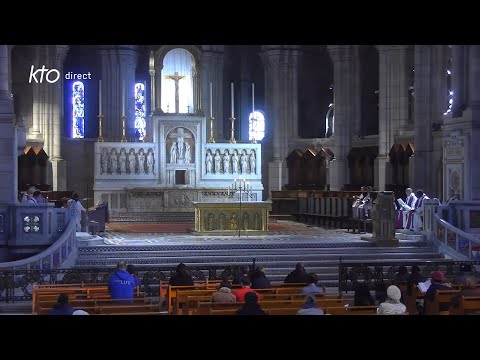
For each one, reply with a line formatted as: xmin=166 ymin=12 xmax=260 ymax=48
xmin=0 ymin=44 xmax=480 ymax=315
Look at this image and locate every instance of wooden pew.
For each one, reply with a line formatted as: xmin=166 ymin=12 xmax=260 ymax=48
xmin=425 ymin=289 xmax=461 ymax=315
xmin=452 ymin=296 xmax=480 ymax=315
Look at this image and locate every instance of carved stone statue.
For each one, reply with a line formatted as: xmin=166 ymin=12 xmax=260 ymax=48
xmin=128 ymin=149 xmax=136 ymax=174
xmin=170 ymin=142 xmax=178 ymax=164
xmin=119 ymin=148 xmax=127 ymax=174
xmin=138 ymin=149 xmax=146 ymax=174
xmin=229 ymin=213 xmax=238 ymax=230
xmin=240 ymin=151 xmax=248 ymax=174
xmin=219 ymin=214 xmax=226 ymax=230
xmin=249 ymin=150 xmax=256 ymax=174
xmin=223 ymin=150 xmax=230 ymax=174
xmin=207 ymin=213 xmax=214 ymax=231
xmin=214 ymin=151 xmax=221 ymax=174
xmin=232 ymin=151 xmax=239 ymax=174
xmin=147 ymin=150 xmax=154 ymax=175
xmin=101 ymin=148 xmax=108 ymax=174
xmin=205 ymin=151 xmax=213 ymax=174
xmin=110 ymin=149 xmax=118 ymax=174
xmin=243 ymin=213 xmax=249 ymax=230
xmin=184 ymin=142 xmax=191 ymax=164
xmin=177 ymin=132 xmax=184 ymax=160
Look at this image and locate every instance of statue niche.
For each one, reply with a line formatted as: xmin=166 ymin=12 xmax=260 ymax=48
xmin=166 ymin=127 xmax=195 ymax=165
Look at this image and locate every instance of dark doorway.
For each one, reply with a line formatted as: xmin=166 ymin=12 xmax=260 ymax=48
xmin=175 ymin=170 xmax=186 ymax=185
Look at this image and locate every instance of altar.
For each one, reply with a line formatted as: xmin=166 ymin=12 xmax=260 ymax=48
xmin=92 ymin=47 xmax=264 ymax=215
xmin=93 ymin=114 xmax=264 ymax=214
xmin=193 ymin=201 xmax=271 ymax=234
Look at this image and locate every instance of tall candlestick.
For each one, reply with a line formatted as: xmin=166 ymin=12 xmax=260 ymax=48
xmin=122 ymin=80 xmax=125 ymax=117
xmin=252 ymin=83 xmax=255 ymax=115
xmin=210 ymin=82 xmax=213 ymax=118
xmin=231 ymin=82 xmax=234 ymax=118
xmin=99 ymin=80 xmax=102 ymax=115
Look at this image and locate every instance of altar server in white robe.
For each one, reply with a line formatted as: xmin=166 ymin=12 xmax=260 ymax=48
xmin=410 ymin=189 xmax=430 ymax=232
xmin=398 ymin=188 xmax=417 ymax=230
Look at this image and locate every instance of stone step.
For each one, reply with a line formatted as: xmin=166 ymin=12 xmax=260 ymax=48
xmin=77 ymin=249 xmax=436 ymax=261
xmin=75 ymin=254 xmax=443 ymax=267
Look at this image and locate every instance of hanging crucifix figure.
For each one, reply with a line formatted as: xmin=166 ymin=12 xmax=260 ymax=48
xmin=165 ymin=71 xmax=186 ymax=113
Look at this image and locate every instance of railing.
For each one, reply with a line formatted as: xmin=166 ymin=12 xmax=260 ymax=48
xmin=338 ymin=259 xmax=480 ymax=292
xmin=0 ymin=219 xmax=77 ymax=271
xmin=432 ymin=214 xmax=480 ymax=260
xmin=0 ymin=262 xmax=255 ymax=302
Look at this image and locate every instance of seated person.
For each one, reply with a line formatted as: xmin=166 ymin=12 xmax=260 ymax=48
xmin=451 ymin=276 xmax=480 ymax=311
xmin=350 ymin=282 xmax=375 ymax=306
xmin=297 ymin=294 xmax=325 ymax=315
xmin=453 ymin=264 xmax=474 ymax=285
xmin=233 ymin=277 xmax=261 ymax=302
xmin=211 ymin=279 xmax=236 ymax=303
xmin=284 ymin=262 xmax=308 ymax=284
xmin=236 ymin=292 xmax=266 ymax=315
xmin=127 ymin=264 xmax=141 ymax=289
xmin=377 ymin=285 xmax=407 ymax=315
xmin=424 ymin=270 xmax=452 ymax=313
xmin=394 ymin=266 xmax=410 ymax=284
xmin=108 ymin=261 xmax=135 ymax=303
xmin=47 ymin=294 xmax=75 ymax=315
xmin=302 ymin=273 xmax=324 ymax=295
xmin=250 ymin=266 xmax=271 ymax=289
xmin=169 ymin=263 xmax=194 ymax=286
xmin=232 ymin=265 xmax=250 ymax=285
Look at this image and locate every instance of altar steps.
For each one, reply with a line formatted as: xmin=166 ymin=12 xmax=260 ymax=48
xmin=75 ymin=241 xmax=443 ymax=287
xmin=109 ymin=212 xmax=195 ymax=224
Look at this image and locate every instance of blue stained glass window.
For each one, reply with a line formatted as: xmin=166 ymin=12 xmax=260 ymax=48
xmin=135 ymin=83 xmax=146 ymax=141
xmin=72 ymin=81 xmax=85 ymax=138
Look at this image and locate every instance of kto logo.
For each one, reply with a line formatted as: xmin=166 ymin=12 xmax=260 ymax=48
xmin=29 ymin=65 xmax=60 ymax=83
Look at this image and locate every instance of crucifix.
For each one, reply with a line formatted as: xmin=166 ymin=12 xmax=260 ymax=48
xmin=165 ymin=71 xmax=186 ymax=113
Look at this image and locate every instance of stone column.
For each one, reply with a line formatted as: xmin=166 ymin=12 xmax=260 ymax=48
xmin=154 ymin=57 xmax=163 ymax=113
xmin=117 ymin=46 xmax=137 ymax=141
xmin=375 ymin=45 xmax=410 ymax=191
xmin=0 ymin=44 xmax=17 ymax=205
xmin=451 ymin=45 xmax=466 ymax=117
xmin=201 ymin=46 xmax=224 ymax=140
xmin=49 ymin=45 xmax=69 ymax=191
xmin=261 ymin=45 xmax=301 ymax=194
xmin=327 ymin=45 xmax=356 ymax=191
xmin=29 ymin=45 xmax=46 ymax=141
xmin=466 ymin=45 xmax=480 ymax=200
xmin=413 ymin=45 xmax=433 ymax=194
xmin=100 ymin=45 xmax=135 ymax=141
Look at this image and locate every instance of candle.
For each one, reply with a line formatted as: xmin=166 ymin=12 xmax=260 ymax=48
xmin=122 ymin=80 xmax=125 ymax=117
xmin=99 ymin=80 xmax=102 ymax=115
xmin=231 ymin=82 xmax=234 ymax=118
xmin=252 ymin=83 xmax=255 ymax=115
xmin=210 ymin=82 xmax=213 ymax=118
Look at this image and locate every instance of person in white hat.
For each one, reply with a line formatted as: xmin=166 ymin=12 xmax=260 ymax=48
xmin=377 ymin=285 xmax=407 ymax=315
xmin=72 ymin=309 xmax=90 ymax=315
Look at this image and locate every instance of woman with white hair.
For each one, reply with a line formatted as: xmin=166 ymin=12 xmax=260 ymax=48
xmin=377 ymin=285 xmax=407 ymax=315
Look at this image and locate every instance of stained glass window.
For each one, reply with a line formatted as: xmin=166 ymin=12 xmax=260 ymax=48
xmin=135 ymin=82 xmax=146 ymax=141
xmin=249 ymin=111 xmax=265 ymax=141
xmin=72 ymin=81 xmax=85 ymax=138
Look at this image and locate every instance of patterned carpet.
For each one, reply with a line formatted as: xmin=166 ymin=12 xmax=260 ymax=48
xmin=105 ymin=221 xmax=319 ymax=233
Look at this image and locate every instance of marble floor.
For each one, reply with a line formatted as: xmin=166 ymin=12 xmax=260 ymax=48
xmin=97 ymin=221 xmax=367 ymax=246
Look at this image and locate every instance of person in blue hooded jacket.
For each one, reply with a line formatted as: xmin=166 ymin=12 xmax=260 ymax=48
xmin=108 ymin=261 xmax=135 ymax=303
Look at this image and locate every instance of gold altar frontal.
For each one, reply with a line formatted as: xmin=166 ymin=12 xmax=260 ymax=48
xmin=193 ymin=201 xmax=272 ymax=234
